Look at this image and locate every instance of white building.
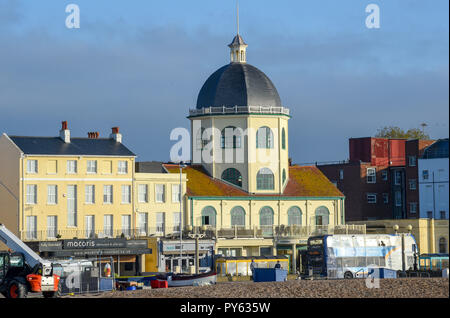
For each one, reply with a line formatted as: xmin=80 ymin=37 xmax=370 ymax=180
xmin=418 ymin=139 xmax=449 ymax=219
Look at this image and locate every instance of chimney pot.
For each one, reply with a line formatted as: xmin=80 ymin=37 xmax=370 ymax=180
xmin=112 ymin=127 xmax=119 ymax=134
xmin=62 ymin=121 xmax=68 ymax=130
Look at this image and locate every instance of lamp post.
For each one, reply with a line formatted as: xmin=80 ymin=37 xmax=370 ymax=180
xmin=179 ymin=161 xmax=187 ymax=273
xmin=188 ymin=228 xmax=206 ymax=275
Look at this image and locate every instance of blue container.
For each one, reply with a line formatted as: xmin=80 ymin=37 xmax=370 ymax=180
xmin=253 ymin=268 xmax=287 ymax=282
xmin=126 ymin=286 xmax=136 ymax=291
xmin=99 ymin=278 xmax=114 ymax=291
xmin=368 ymin=268 xmax=397 ymax=279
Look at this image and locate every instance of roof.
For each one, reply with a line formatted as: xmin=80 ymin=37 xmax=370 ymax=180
xmin=8 ymin=136 xmax=136 ymax=157
xmin=229 ymin=34 xmax=247 ymax=46
xmin=163 ymin=164 xmax=343 ymax=198
xmin=421 ymin=139 xmax=449 ymax=159
xmin=135 ymin=161 xmax=165 ymax=173
xmin=196 ymin=63 xmax=282 ymax=109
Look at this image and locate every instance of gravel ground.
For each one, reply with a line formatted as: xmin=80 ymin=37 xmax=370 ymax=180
xmin=65 ymin=278 xmax=448 ymax=298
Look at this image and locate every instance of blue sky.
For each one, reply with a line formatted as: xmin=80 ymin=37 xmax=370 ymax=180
xmin=0 ymin=0 xmax=448 ymax=163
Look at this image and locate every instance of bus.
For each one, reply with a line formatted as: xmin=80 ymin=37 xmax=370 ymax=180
xmin=307 ymin=234 xmax=418 ymax=279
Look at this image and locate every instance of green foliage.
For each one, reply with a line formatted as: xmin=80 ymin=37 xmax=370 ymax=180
xmin=375 ymin=126 xmax=430 ymax=140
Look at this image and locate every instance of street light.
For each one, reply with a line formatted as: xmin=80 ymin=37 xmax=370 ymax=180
xmin=179 ymin=161 xmax=187 ymax=273
xmin=188 ymin=228 xmax=206 ymax=275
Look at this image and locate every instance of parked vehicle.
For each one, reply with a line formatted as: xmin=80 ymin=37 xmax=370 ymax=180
xmin=0 ymin=224 xmax=61 ymax=298
xmin=307 ymin=234 xmax=418 ymax=279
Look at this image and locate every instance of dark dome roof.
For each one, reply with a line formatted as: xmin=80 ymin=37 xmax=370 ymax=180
xmin=196 ymin=63 xmax=282 ymax=109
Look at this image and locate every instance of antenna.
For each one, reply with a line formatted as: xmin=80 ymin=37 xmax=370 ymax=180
xmin=237 ymin=0 xmax=240 ymax=35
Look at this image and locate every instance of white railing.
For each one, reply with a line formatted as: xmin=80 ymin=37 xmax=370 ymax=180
xmin=189 ymin=105 xmax=290 ymax=117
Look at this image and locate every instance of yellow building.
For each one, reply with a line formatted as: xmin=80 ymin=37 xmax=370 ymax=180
xmin=0 ymin=122 xmax=136 ymax=243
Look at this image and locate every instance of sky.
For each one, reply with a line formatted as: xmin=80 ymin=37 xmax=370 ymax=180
xmin=0 ymin=0 xmax=448 ymax=164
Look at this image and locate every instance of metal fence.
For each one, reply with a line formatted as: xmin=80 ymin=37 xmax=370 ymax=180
xmin=52 ymin=257 xmax=115 ymax=296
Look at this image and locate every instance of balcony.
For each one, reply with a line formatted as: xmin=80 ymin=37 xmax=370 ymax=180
xmin=20 ymin=224 xmax=366 ymax=242
xmin=189 ymin=105 xmax=290 ymax=117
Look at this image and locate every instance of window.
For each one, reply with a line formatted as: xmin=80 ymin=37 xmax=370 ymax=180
xmin=221 ymin=168 xmax=242 ymax=187
xmin=118 ymin=161 xmax=128 ymax=174
xmin=47 ymin=216 xmax=57 ymax=239
xmin=383 ymin=193 xmax=389 ymax=204
xmin=47 ymin=160 xmax=57 ymax=174
xmin=409 ymin=156 xmax=416 ymax=167
xmin=395 ymin=191 xmax=402 ymax=207
xmin=221 ymin=126 xmax=242 ymax=149
xmin=67 ymin=160 xmax=77 ymax=174
xmin=410 ymin=202 xmax=417 ymax=214
xmin=288 ymin=206 xmax=302 ymax=226
xmin=440 ymin=211 xmax=447 ymax=219
xmin=121 ymin=185 xmax=131 ymax=204
xmin=156 ymin=212 xmax=165 ymax=235
xmin=27 ymin=160 xmax=38 ymax=174
xmin=87 ymin=160 xmax=97 ymax=174
xmin=230 ymin=206 xmax=245 ymax=228
xmin=282 ymin=169 xmax=287 ymax=185
xmin=172 ymin=184 xmax=181 ymax=203
xmin=47 ymin=185 xmax=57 ymax=205
xmin=409 ymin=179 xmax=417 ymax=190
xmin=366 ymin=168 xmax=376 ymax=183
xmin=85 ymin=215 xmax=95 ymax=238
xmin=138 ymin=184 xmax=148 ymax=203
xmin=121 ymin=215 xmax=131 ymax=237
xmin=196 ymin=127 xmax=209 ymax=150
xmin=26 ymin=216 xmax=37 ymax=240
xmin=422 ymin=170 xmax=429 ymax=180
xmin=339 ymin=169 xmax=344 ymax=180
xmin=256 ymin=126 xmax=274 ymax=149
xmin=394 ymin=171 xmax=402 ymax=185
xmin=439 ymin=238 xmax=447 ymax=253
xmin=26 ymin=185 xmax=37 ymax=204
xmin=103 ymin=215 xmax=113 ymax=237
xmin=85 ymin=185 xmax=95 ymax=204
xmin=173 ymin=212 xmax=181 ymax=233
xmin=155 ymin=184 xmax=165 ymax=203
xmin=103 ymin=185 xmax=113 ymax=204
xmin=138 ymin=213 xmax=148 ymax=236
xmin=257 ymin=168 xmax=274 ymax=190
xmin=366 ymin=193 xmax=377 ymax=204
xmin=260 ymin=206 xmax=274 ymax=236
xmin=281 ymin=128 xmax=286 ymax=150
xmin=201 ymin=206 xmax=216 ymax=227
xmin=427 ymin=211 xmax=433 ymax=218
xmin=315 ymin=206 xmax=330 ymax=226
xmin=381 ymin=170 xmax=388 ymax=181
xmin=67 ymin=185 xmax=77 ymax=227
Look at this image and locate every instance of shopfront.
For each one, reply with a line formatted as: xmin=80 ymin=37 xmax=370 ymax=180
xmin=38 ymin=238 xmax=153 ymax=277
xmin=159 ymin=239 xmax=215 ymax=273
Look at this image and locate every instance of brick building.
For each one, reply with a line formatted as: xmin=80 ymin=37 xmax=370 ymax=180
xmin=317 ymin=137 xmax=435 ymax=221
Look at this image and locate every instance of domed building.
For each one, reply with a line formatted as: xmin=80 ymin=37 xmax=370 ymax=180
xmin=164 ymin=30 xmax=353 ymax=274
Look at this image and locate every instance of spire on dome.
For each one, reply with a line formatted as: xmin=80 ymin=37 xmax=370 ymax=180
xmin=228 ymin=2 xmax=248 ymax=63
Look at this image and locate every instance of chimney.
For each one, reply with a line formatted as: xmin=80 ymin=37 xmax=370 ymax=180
xmin=59 ymin=121 xmax=70 ymax=143
xmin=110 ymin=127 xmax=122 ymax=143
xmin=288 ymin=157 xmax=293 ymax=166
xmin=87 ymin=132 xmax=99 ymax=139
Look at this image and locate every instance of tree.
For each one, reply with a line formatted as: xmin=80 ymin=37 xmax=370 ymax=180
xmin=375 ymin=126 xmax=430 ymax=140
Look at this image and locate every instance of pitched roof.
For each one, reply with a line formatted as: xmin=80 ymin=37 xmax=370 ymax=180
xmin=163 ymin=164 xmax=343 ymax=198
xmin=8 ymin=136 xmax=136 ymax=157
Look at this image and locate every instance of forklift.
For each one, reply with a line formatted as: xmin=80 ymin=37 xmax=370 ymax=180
xmin=0 ymin=224 xmax=61 ymax=298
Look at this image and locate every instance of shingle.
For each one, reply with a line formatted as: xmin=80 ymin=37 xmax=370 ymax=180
xmin=9 ymin=136 xmax=136 ymax=157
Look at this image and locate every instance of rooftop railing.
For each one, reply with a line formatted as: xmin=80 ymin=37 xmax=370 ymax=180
xmin=189 ymin=105 xmax=290 ymax=117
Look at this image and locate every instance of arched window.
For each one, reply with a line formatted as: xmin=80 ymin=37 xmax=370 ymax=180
xmin=256 ymin=126 xmax=274 ymax=149
xmin=315 ymin=206 xmax=330 ymax=226
xmin=439 ymin=237 xmax=447 ymax=253
xmin=230 ymin=206 xmax=246 ymax=227
xmin=257 ymin=168 xmax=274 ymax=190
xmin=282 ymin=169 xmax=287 ymax=185
xmin=201 ymin=206 xmax=216 ymax=227
xmin=288 ymin=206 xmax=302 ymax=226
xmin=196 ymin=127 xmax=209 ymax=150
xmin=221 ymin=168 xmax=242 ymax=187
xmin=260 ymin=206 xmax=274 ymax=236
xmin=221 ymin=126 xmax=242 ymax=149
xmin=282 ymin=128 xmax=286 ymax=150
